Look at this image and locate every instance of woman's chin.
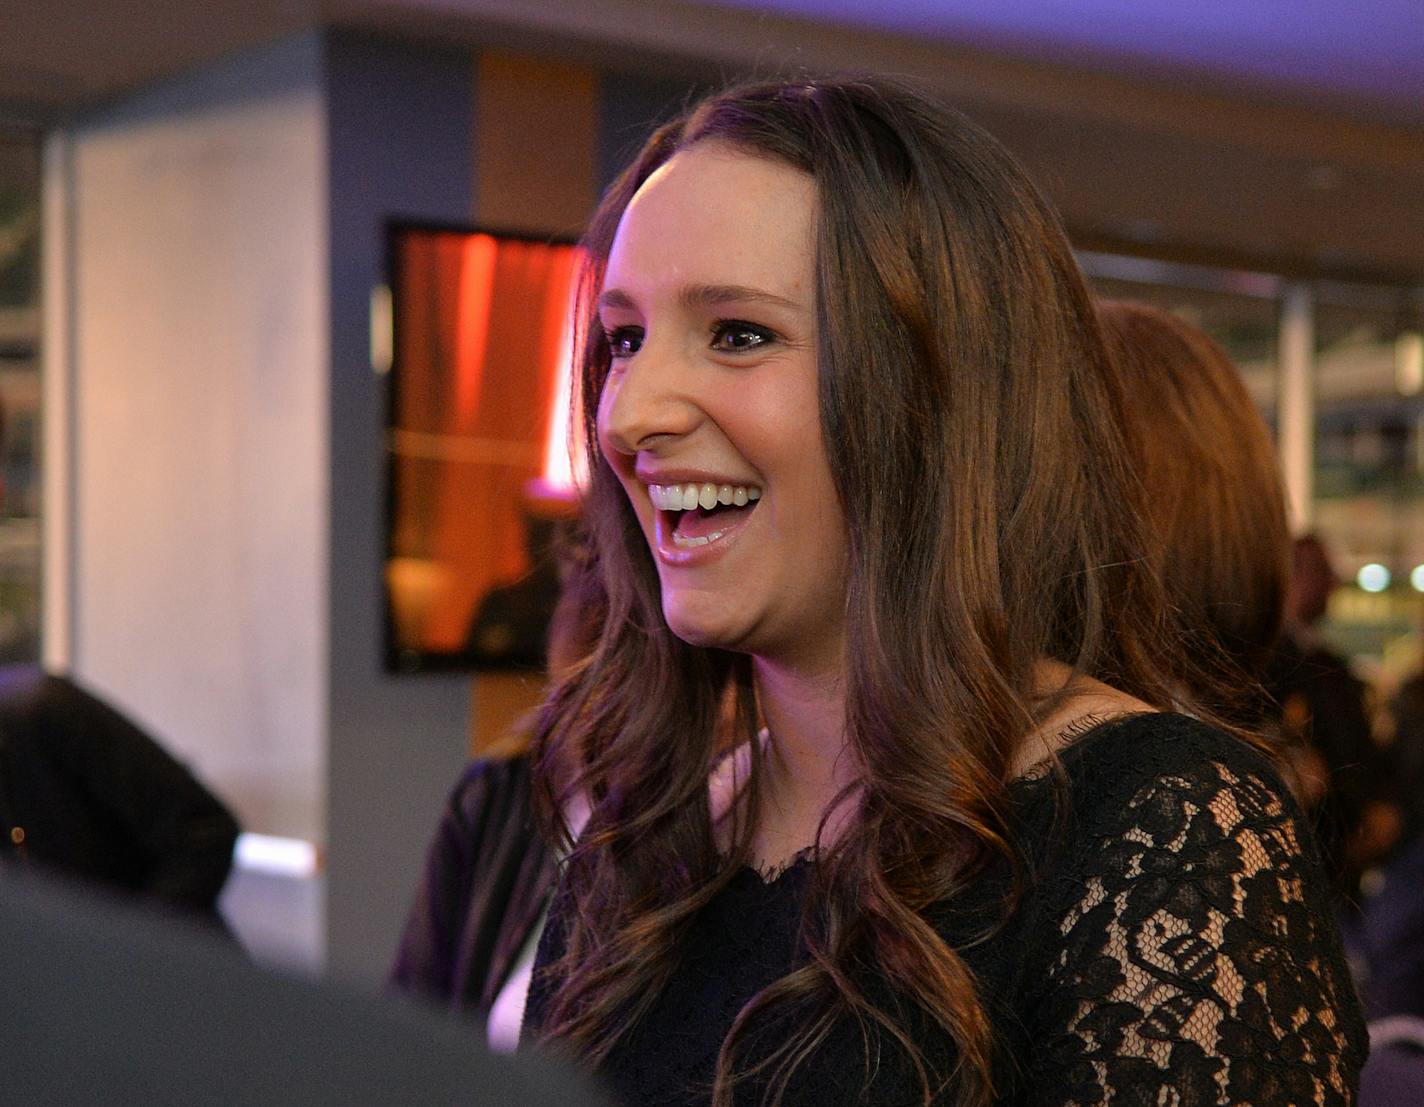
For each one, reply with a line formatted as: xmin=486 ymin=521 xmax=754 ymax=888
xmin=662 ymin=604 xmax=749 ymax=655
xmin=666 ymin=622 xmax=739 ymax=653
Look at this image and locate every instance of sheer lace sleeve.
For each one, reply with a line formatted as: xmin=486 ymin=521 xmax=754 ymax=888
xmin=1022 ymin=739 xmax=1367 ymax=1105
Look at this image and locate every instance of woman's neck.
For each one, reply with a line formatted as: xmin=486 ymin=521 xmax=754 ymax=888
xmin=749 ymin=656 xmax=855 ymax=870
xmin=1010 ymin=660 xmax=1159 ymax=776
xmin=737 ymin=656 xmax=1157 ymax=870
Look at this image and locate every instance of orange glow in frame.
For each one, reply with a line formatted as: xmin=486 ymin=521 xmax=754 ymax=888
xmin=540 ymin=247 xmax=589 ymax=498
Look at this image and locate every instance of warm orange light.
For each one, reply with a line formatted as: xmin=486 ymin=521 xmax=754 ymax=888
xmin=541 ymin=248 xmax=588 ymax=497
xmin=456 ymin=234 xmax=499 ymax=425
xmin=390 ymin=229 xmax=590 ymax=658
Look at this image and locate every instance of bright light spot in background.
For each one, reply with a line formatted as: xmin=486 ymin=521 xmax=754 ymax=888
xmin=542 ymin=251 xmax=590 ymax=495
xmin=1411 ymin=565 xmax=1424 ymax=593
xmin=369 ymin=284 xmax=393 ymax=375
xmin=234 ymin=833 xmax=321 ymax=878
xmin=1358 ymin=563 xmax=1391 ymax=593
xmin=1397 ymin=331 xmax=1424 ymax=397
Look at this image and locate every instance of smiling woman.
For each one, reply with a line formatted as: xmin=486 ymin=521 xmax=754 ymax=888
xmin=521 ymin=77 xmax=1366 ymax=1106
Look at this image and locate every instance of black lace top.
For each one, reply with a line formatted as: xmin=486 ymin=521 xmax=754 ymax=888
xmin=523 ymin=713 xmax=1367 ymax=1105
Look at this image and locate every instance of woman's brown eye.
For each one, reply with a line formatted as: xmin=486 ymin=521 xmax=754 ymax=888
xmin=605 ymin=327 xmax=644 ymax=358
xmin=712 ymin=321 xmax=773 ymax=351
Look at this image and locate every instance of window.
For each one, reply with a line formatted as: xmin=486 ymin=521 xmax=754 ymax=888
xmin=1312 ymin=283 xmax=1424 ymax=685
xmin=0 ymin=126 xmax=40 ymax=664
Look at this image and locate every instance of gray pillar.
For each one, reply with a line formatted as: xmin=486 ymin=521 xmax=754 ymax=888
xmin=323 ymin=30 xmax=475 ymax=986
xmin=1278 ymin=282 xmax=1316 ymax=534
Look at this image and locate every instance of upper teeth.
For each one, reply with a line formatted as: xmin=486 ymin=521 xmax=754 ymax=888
xmin=648 ymin=482 xmax=762 ymax=511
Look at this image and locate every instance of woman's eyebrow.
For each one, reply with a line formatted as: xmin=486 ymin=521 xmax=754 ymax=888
xmin=597 ymin=288 xmax=638 ymax=312
xmin=679 ymin=284 xmax=805 ymax=312
xmin=597 ymin=284 xmax=806 ymax=313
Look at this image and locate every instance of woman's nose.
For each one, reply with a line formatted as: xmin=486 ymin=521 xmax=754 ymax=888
xmin=598 ymin=348 xmax=702 ymax=456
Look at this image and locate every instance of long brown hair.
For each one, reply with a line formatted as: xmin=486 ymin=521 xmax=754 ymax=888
xmin=531 ymin=77 xmax=1202 ymax=1106
xmin=1098 ymin=299 xmax=1290 ymax=720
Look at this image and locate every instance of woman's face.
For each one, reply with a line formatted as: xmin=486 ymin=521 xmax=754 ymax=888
xmin=596 ymin=142 xmax=847 ymax=674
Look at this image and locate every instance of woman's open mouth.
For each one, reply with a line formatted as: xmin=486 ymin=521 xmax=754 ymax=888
xmin=648 ymin=482 xmax=761 ymax=551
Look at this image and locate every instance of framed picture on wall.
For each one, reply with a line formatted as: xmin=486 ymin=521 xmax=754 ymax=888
xmin=382 ymin=221 xmax=586 ymax=674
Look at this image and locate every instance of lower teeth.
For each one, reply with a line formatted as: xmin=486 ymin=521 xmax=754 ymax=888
xmin=673 ymin=528 xmax=726 ymax=549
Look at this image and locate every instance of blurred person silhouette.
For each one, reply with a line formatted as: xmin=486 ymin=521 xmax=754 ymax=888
xmin=1097 ymin=299 xmax=1289 ymax=722
xmin=0 ymin=667 xmax=239 ymax=923
xmin=4 ymin=869 xmax=609 ymax=1106
xmin=1358 ymin=611 xmax=1424 ymax=1024
xmin=1381 ymin=625 xmax=1424 ymax=852
xmin=1268 ymin=532 xmax=1399 ymax=904
xmin=463 ymin=482 xmax=573 ymax=671
xmin=0 ymin=395 xmax=239 ymax=923
xmin=1093 ymin=303 xmax=1424 ymax=1030
xmin=391 ymin=521 xmax=599 ymax=1050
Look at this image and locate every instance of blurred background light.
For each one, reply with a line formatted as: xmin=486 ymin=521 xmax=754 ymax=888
xmin=1397 ymin=331 xmax=1424 ymax=396
xmin=1358 ymin=563 xmax=1391 ymax=593
xmin=234 ymin=833 xmax=321 ymax=878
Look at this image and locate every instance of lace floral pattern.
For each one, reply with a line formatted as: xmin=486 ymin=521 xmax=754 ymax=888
xmin=524 ymin=715 xmax=1367 ymax=1106
xmin=1024 ymin=750 xmax=1365 ymax=1105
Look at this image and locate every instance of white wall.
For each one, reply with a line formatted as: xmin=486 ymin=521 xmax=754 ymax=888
xmin=45 ymin=31 xmax=477 ymax=982
xmin=56 ymin=34 xmax=328 ymax=842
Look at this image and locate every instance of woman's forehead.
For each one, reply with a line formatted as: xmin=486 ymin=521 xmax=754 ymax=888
xmin=603 ymin=144 xmax=816 ymax=302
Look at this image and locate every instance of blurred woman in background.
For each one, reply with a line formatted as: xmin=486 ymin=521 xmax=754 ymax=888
xmin=391 ymin=537 xmax=598 ymax=1050
xmin=1097 ymin=298 xmax=1290 ymax=721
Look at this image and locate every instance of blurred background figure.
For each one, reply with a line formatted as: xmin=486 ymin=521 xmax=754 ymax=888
xmin=390 ymin=532 xmax=600 ymax=1051
xmin=0 ymin=665 xmax=240 ymax=925
xmin=463 ymin=482 xmax=579 ymax=672
xmin=1097 ymin=298 xmax=1289 ymax=725
xmin=0 ymin=394 xmax=239 ymax=925
xmin=1268 ymin=532 xmax=1401 ymax=905
xmin=1381 ymin=630 xmax=1424 ymax=874
xmin=1356 ymin=608 xmax=1424 ymax=1025
xmin=1264 ymin=528 xmax=1424 ymax=1082
xmin=5 ymin=871 xmax=609 ymax=1107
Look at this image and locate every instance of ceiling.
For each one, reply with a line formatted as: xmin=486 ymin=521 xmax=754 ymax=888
xmin=707 ymin=0 xmax=1424 ymax=127
xmin=1 ymin=0 xmax=1420 ymax=283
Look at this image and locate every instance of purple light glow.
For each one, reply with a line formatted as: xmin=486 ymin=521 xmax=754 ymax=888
xmin=703 ymin=0 xmax=1424 ymax=119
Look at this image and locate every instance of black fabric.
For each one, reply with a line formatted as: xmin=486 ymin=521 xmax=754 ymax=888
xmin=524 ymin=713 xmax=1368 ymax=1106
xmin=0 ymin=665 xmax=238 ymax=915
xmin=1 ymin=870 xmax=608 ymax=1106
xmin=390 ymin=754 xmax=557 ymax=1014
xmin=1384 ymin=674 xmax=1424 ymax=840
xmin=1353 ymin=833 xmax=1424 ymax=1022
xmin=1266 ymin=634 xmax=1383 ymax=902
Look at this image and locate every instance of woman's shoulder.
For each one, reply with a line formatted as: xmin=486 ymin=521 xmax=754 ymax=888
xmin=1010 ymin=710 xmax=1311 ymax=892
xmin=440 ymin=753 xmax=538 ymax=837
xmin=1044 ymin=710 xmax=1288 ymax=810
xmin=451 ymin=751 xmax=535 ymax=793
xmin=1006 ymin=712 xmax=1368 ymax=1101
